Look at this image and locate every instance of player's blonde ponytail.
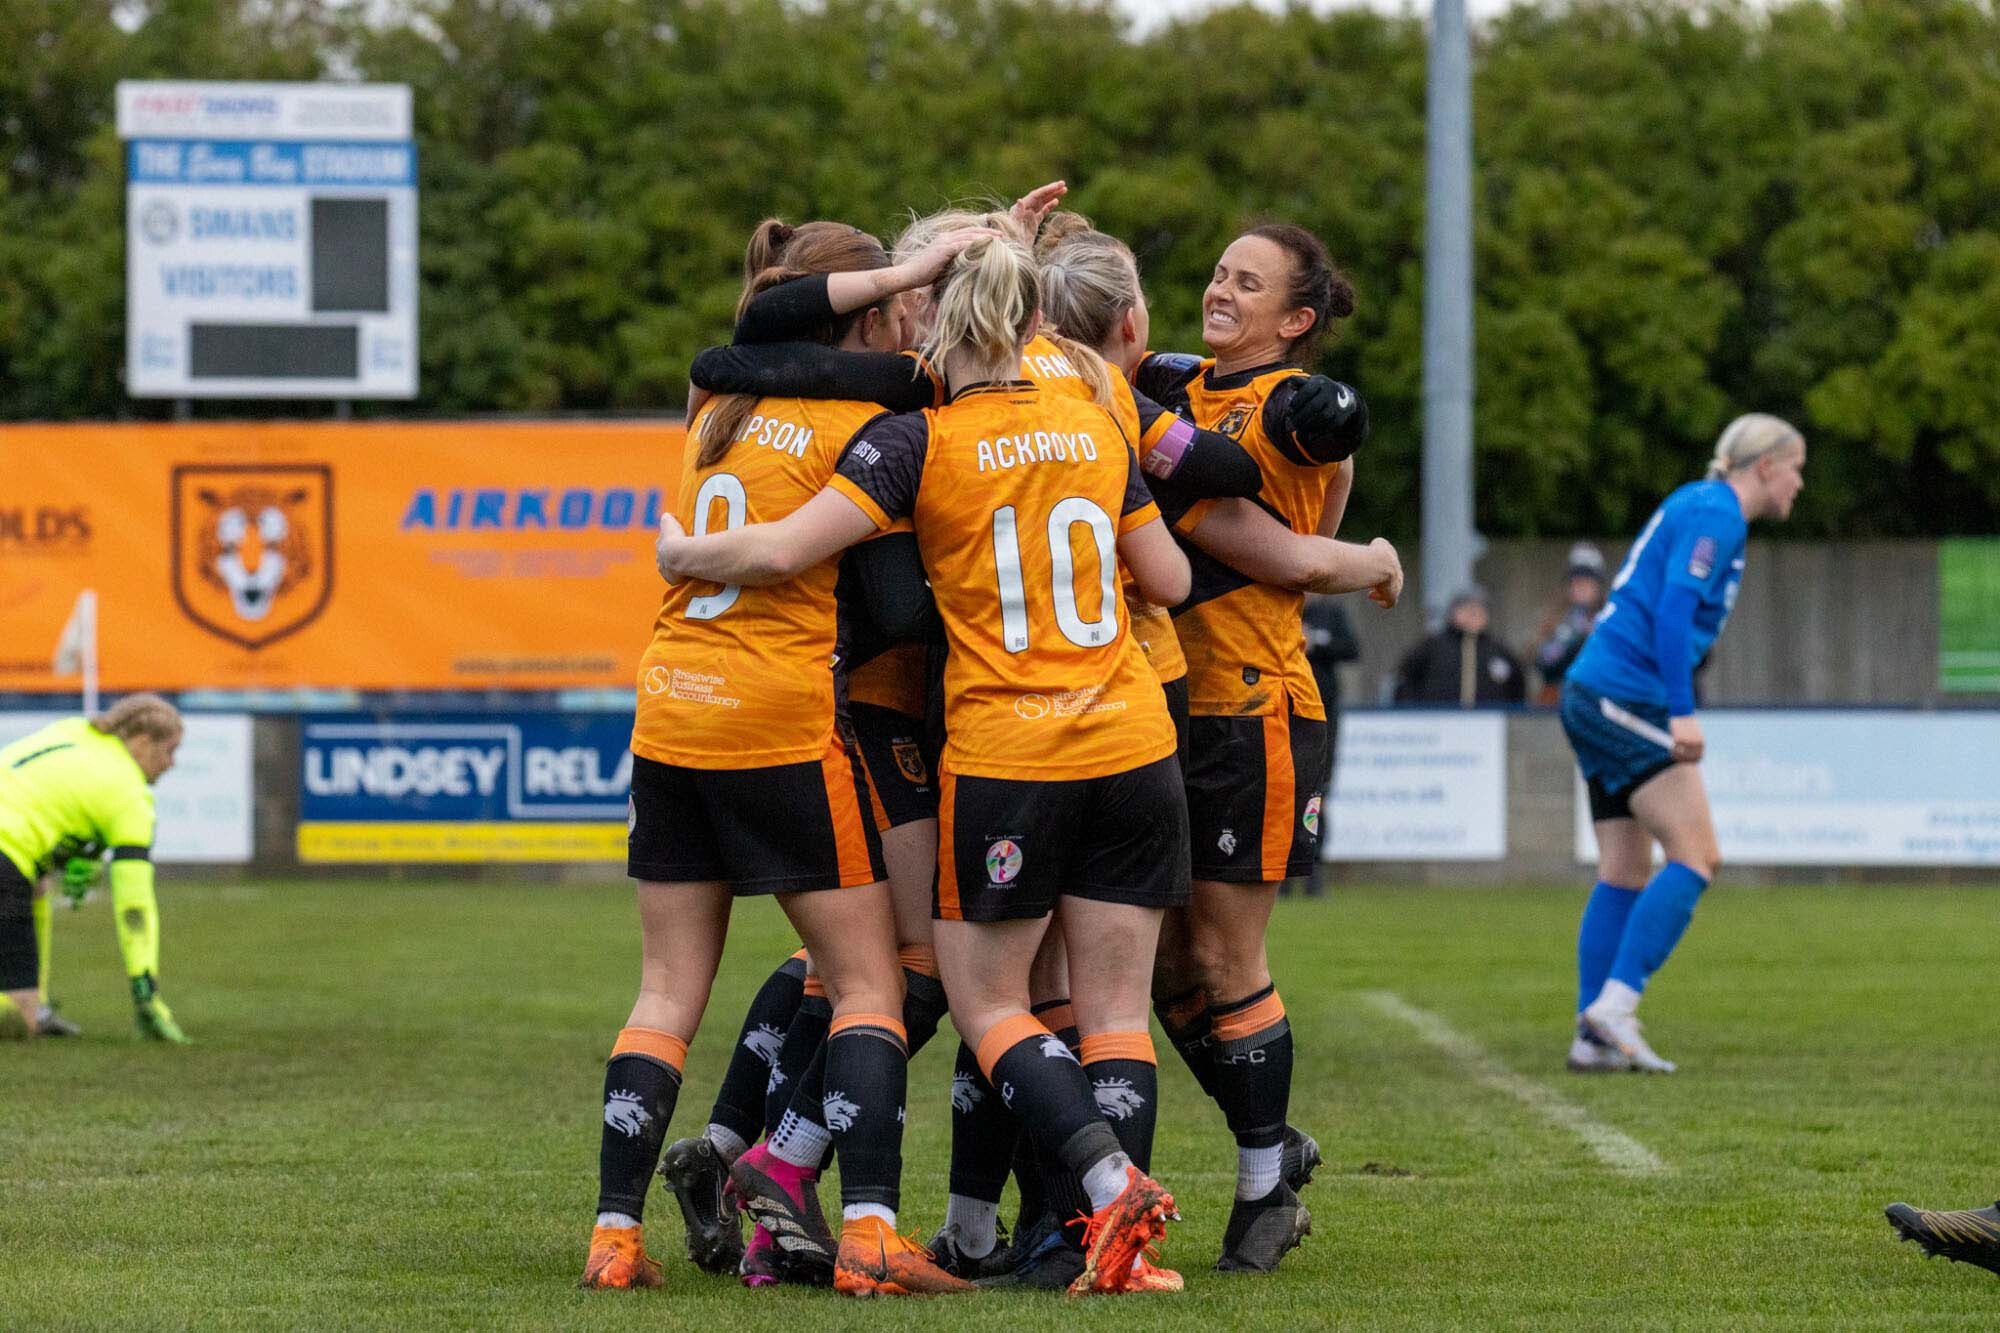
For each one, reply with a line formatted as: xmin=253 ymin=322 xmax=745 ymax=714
xmin=1037 ymin=226 xmax=1142 ymax=409
xmin=1706 ymin=413 xmax=1802 ymax=481
xmin=921 ymin=232 xmax=1040 ymax=381
xmin=91 ymin=693 xmax=181 ymax=743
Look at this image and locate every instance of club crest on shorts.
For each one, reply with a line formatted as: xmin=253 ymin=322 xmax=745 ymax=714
xmin=1303 ymin=794 xmax=1322 ymax=836
xmin=892 ymin=739 xmax=928 ymax=785
xmin=985 ymin=839 xmax=1023 ymax=884
xmin=1217 ymin=828 xmax=1238 ymax=856
xmin=171 ymin=463 xmax=333 ymax=650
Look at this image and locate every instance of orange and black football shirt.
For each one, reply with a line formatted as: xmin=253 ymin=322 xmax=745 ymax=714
xmin=828 ymin=380 xmax=1175 ymax=781
xmin=1138 ymin=356 xmax=1337 ymax=721
xmin=632 ymin=395 xmax=885 ymax=768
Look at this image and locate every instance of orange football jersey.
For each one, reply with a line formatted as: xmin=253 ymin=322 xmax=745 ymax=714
xmin=632 ymin=395 xmax=884 ymax=768
xmin=1172 ymin=361 xmax=1332 ymax=720
xmin=829 ymin=380 xmax=1175 ymax=781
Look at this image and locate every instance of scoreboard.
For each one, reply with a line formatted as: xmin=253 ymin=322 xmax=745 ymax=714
xmin=117 ymin=81 xmax=417 ymax=399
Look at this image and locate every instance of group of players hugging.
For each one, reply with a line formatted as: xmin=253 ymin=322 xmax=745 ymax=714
xmin=582 ymin=180 xmax=1405 ymax=1298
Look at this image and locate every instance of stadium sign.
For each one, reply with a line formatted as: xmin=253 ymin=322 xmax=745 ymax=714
xmin=297 ymin=713 xmax=632 ymax=862
xmin=117 ymin=81 xmax=417 ymax=399
xmin=1322 ymin=712 xmax=1507 ymax=861
xmin=1575 ymin=710 xmax=2000 ymax=866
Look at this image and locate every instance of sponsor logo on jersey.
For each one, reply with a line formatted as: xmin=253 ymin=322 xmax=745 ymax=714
xmin=1014 ymin=693 xmax=1051 ymax=720
xmin=172 ymin=463 xmax=332 ymax=650
xmin=985 ymin=839 xmax=1023 ymax=884
xmin=1688 ymin=535 xmax=1717 ymax=580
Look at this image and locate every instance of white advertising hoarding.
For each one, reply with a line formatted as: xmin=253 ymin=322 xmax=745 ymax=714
xmin=0 ymin=712 xmax=254 ymax=864
xmin=1574 ymin=711 xmax=2000 ymax=866
xmin=1324 ymin=711 xmax=1507 ymax=861
xmin=119 ymin=81 xmax=416 ymax=399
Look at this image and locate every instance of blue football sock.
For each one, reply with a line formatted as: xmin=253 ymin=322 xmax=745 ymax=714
xmin=1576 ymin=881 xmax=1642 ymax=1013
xmin=1608 ymin=861 xmax=1711 ymax=993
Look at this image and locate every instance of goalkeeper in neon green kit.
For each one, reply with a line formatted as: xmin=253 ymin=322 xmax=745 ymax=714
xmin=0 ymin=694 xmax=188 ymax=1042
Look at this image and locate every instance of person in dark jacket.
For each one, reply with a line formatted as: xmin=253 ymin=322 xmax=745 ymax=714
xmin=1393 ymin=587 xmax=1526 ymax=707
xmin=1533 ymin=543 xmax=1608 ymax=702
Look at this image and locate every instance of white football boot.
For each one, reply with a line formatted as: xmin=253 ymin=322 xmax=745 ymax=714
xmin=1580 ymin=1004 xmax=1676 ymax=1073
xmin=1565 ymin=1022 xmax=1632 ymax=1073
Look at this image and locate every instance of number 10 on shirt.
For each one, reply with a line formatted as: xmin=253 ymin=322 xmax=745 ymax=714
xmin=989 ymin=497 xmax=1119 ymax=653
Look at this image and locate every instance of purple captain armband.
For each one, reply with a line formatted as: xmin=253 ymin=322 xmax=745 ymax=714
xmin=1140 ymin=416 xmax=1197 ymax=480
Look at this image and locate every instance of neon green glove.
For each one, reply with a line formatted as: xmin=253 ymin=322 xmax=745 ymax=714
xmin=62 ymin=856 xmax=101 ymax=908
xmin=131 ymin=973 xmax=189 ymax=1044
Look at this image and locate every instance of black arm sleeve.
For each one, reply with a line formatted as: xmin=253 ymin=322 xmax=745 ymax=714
xmin=689 ymin=342 xmax=937 ymax=411
xmin=1131 ymin=387 xmax=1264 ymax=500
xmin=1133 ymin=351 xmax=1205 ymax=409
xmin=732 ymin=273 xmax=837 ymax=344
xmin=1264 ymin=374 xmax=1369 ymax=466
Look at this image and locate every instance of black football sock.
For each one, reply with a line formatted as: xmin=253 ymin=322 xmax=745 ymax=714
xmin=947 ymin=1040 xmax=1018 ymax=1206
xmin=1156 ymin=985 xmax=1224 ymax=1103
xmin=707 ymin=951 xmax=807 ymax=1156
xmin=978 ymin=1014 xmax=1125 ymax=1229
xmin=899 ymin=948 xmax=950 ymax=1058
xmin=1081 ymin=1030 xmax=1161 ymax=1172
xmin=596 ymin=1027 xmax=685 ymax=1220
xmin=764 ymin=990 xmax=831 ymax=1138
xmin=1209 ymin=985 xmax=1293 ymax=1201
xmin=825 ymin=1012 xmax=910 ymax=1212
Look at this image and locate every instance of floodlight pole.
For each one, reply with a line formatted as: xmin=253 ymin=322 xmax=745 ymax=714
xmin=1423 ymin=0 xmax=1481 ymax=623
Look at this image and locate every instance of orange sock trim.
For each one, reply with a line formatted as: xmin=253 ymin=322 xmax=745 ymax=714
xmin=895 ymin=944 xmax=939 ymax=979
xmin=974 ymin=1013 xmax=1051 ymax=1085
xmin=611 ymin=1025 xmax=687 ymax=1072
xmin=829 ymin=1011 xmax=908 ymax=1043
xmin=802 ymin=971 xmax=827 ymax=999
xmin=1079 ymin=1030 xmax=1157 ymax=1065
xmin=1211 ymin=991 xmax=1287 ymax=1044
xmin=1032 ymin=1000 xmax=1076 ymax=1034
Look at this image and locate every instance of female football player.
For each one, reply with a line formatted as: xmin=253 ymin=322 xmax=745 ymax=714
xmin=1564 ymin=414 xmax=1805 ymax=1074
xmin=657 ymin=231 xmax=1193 ymax=1296
xmin=1131 ymin=223 xmax=1371 ymax=1273
xmin=586 ymin=217 xmax=974 ymax=1298
xmin=0 ymin=694 xmax=186 ymax=1042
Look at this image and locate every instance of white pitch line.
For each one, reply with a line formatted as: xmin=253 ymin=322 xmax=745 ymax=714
xmin=1359 ymin=990 xmax=1669 ymax=1177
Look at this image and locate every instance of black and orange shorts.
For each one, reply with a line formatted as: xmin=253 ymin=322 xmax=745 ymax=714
xmin=846 ymin=703 xmax=939 ymax=832
xmin=0 ymin=856 xmax=34 ymax=992
xmin=935 ymin=755 xmax=1190 ymax=923
xmin=627 ymin=734 xmax=884 ymax=894
xmin=1185 ymin=709 xmax=1328 ymax=883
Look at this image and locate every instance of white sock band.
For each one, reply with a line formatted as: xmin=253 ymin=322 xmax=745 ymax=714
xmin=1237 ymin=1144 xmax=1282 ymax=1201
xmin=1081 ymin=1151 xmax=1136 ymax=1212
xmin=595 ymin=1211 xmax=640 ymax=1230
xmin=944 ymin=1194 xmax=999 ymax=1258
xmin=843 ymin=1202 xmax=896 ymax=1226
xmin=704 ymin=1123 xmax=749 ymax=1163
xmin=768 ymin=1108 xmax=832 ymax=1170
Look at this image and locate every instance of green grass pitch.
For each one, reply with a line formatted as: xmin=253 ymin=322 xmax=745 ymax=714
xmin=6 ymin=879 xmax=1997 ymax=1329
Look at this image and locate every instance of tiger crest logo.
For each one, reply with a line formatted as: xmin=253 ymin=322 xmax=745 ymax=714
xmin=1214 ymin=405 xmax=1253 ymax=439
xmin=892 ymin=739 xmax=928 ymax=785
xmin=171 ymin=463 xmax=332 ymax=650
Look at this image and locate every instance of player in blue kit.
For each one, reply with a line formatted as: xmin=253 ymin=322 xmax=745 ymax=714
xmin=1559 ymin=414 xmax=1806 ymax=1074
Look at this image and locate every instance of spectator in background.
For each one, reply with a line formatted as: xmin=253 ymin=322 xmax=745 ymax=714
xmin=1295 ymin=595 xmax=1360 ymax=896
xmin=1393 ymin=587 xmax=1526 ymax=707
xmin=1533 ymin=543 xmax=1608 ymax=704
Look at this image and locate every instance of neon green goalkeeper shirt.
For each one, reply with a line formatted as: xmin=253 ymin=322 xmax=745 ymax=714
xmin=0 ymin=716 xmax=157 ymax=880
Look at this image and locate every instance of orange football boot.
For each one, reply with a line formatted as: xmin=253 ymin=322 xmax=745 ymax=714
xmin=832 ymin=1215 xmax=975 ymax=1296
xmin=580 ymin=1224 xmax=665 ymax=1289
xmin=1067 ymin=1166 xmax=1178 ymax=1296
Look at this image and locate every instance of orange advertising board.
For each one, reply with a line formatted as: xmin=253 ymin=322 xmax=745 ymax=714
xmin=0 ymin=422 xmax=686 ymax=691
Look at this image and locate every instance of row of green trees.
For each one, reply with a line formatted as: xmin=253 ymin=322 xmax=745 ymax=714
xmin=4 ymin=0 xmax=1997 ymax=539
